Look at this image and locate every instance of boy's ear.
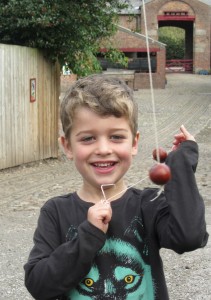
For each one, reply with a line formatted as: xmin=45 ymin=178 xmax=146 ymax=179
xmin=132 ymin=131 xmax=140 ymax=156
xmin=59 ymin=136 xmax=73 ymax=160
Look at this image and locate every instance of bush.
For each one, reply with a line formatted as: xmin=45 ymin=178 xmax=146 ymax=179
xmin=159 ymin=27 xmax=185 ymax=60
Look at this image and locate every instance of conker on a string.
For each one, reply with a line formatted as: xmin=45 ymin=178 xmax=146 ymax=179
xmin=149 ymin=163 xmax=171 ymax=185
xmin=152 ymin=147 xmax=168 ymax=163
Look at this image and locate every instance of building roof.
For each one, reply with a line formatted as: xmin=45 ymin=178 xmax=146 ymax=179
xmin=141 ymin=0 xmax=211 ymax=5
xmin=121 ymin=0 xmax=211 ymax=14
xmin=116 ymin=24 xmax=166 ymax=48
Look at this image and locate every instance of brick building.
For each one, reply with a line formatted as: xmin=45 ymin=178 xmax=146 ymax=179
xmin=101 ymin=0 xmax=211 ymax=88
xmin=142 ymin=0 xmax=211 ymax=73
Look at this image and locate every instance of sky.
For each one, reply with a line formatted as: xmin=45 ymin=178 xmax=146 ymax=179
xmin=126 ymin=0 xmax=211 ymax=9
xmin=198 ymin=0 xmax=211 ymax=5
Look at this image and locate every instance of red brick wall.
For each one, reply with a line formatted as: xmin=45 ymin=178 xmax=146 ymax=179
xmin=107 ymin=15 xmax=146 ymax=49
xmin=134 ymin=48 xmax=166 ymax=89
xmin=158 ymin=2 xmax=194 ymax=16
xmin=105 ymin=14 xmax=166 ymax=89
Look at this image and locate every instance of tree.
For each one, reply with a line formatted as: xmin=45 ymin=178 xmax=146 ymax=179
xmin=158 ymin=27 xmax=185 ymax=60
xmin=0 ymin=0 xmax=128 ymax=76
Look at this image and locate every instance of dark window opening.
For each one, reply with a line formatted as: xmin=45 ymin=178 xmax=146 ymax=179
xmin=97 ymin=52 xmax=157 ymax=73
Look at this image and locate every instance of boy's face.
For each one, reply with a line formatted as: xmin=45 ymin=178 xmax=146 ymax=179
xmin=62 ymin=107 xmax=139 ymax=196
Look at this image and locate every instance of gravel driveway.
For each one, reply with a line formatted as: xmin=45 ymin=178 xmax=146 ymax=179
xmin=0 ymin=73 xmax=210 ymax=299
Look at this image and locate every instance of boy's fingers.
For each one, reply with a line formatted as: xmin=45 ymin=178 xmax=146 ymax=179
xmin=180 ymin=125 xmax=189 ymax=137
xmin=180 ymin=125 xmax=195 ymax=141
xmin=172 ymin=125 xmax=195 ymax=151
xmin=102 ymin=212 xmax=112 ymax=224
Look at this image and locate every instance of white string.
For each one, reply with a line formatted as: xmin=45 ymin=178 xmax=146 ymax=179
xmin=100 ymin=175 xmax=163 ymax=203
xmin=150 ymin=187 xmax=164 ymax=201
xmin=142 ymin=0 xmax=160 ymax=163
xmin=142 ymin=0 xmax=164 ymax=198
xmin=100 ymin=1 xmax=164 ymax=203
xmin=101 ymin=176 xmax=148 ymax=202
xmin=101 ymin=184 xmax=115 ymax=203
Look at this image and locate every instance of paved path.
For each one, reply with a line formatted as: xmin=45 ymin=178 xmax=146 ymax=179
xmin=0 ymin=73 xmax=210 ymax=299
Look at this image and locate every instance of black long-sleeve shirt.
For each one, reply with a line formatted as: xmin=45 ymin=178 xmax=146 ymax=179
xmin=24 ymin=141 xmax=208 ymax=300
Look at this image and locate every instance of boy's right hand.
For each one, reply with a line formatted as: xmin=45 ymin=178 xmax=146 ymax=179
xmin=87 ymin=201 xmax=112 ymax=234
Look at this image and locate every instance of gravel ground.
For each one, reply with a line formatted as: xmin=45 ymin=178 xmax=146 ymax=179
xmin=0 ymin=73 xmax=211 ymax=299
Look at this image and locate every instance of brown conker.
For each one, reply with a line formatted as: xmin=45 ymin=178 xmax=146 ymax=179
xmin=152 ymin=147 xmax=168 ymax=163
xmin=149 ymin=163 xmax=171 ymax=185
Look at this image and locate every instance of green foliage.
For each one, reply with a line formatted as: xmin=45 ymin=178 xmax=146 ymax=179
xmin=68 ymin=47 xmax=103 ymax=77
xmin=0 ymin=0 xmax=128 ymax=76
xmin=158 ymin=27 xmax=185 ymax=60
xmin=104 ymin=47 xmax=128 ymax=67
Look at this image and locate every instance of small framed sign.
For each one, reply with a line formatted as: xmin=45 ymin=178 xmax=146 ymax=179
xmin=30 ymin=78 xmax=36 ymax=102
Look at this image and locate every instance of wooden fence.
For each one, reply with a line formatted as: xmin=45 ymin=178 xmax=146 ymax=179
xmin=0 ymin=44 xmax=60 ymax=170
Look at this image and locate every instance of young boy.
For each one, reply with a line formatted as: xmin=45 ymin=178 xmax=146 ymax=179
xmin=24 ymin=75 xmax=208 ymax=300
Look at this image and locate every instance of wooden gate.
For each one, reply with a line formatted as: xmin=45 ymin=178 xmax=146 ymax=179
xmin=166 ymin=59 xmax=193 ymax=73
xmin=0 ymin=44 xmax=60 ymax=170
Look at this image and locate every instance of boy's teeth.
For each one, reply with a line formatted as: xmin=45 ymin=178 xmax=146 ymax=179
xmin=94 ymin=162 xmax=113 ymax=167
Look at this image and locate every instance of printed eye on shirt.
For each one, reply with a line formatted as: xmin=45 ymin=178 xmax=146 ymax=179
xmin=66 ymin=217 xmax=154 ymax=300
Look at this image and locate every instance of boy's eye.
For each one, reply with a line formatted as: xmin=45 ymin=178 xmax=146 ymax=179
xmin=81 ymin=136 xmax=95 ymax=143
xmin=111 ymin=135 xmax=125 ymax=141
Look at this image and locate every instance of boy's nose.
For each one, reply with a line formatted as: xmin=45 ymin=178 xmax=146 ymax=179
xmin=95 ymin=139 xmax=112 ymax=155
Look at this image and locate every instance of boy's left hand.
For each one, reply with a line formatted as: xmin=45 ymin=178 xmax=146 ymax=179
xmin=172 ymin=125 xmax=195 ymax=151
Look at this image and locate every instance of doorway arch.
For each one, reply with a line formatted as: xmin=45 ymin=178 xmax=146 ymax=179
xmin=158 ymin=1 xmax=194 ymax=72
xmin=141 ymin=0 xmax=211 ymax=73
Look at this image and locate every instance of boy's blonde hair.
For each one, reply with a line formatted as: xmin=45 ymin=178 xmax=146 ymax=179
xmin=60 ymin=75 xmax=138 ymax=140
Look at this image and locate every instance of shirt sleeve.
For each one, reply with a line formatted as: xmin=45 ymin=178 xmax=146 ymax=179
xmin=154 ymin=140 xmax=209 ymax=253
xmin=24 ymin=205 xmax=106 ymax=300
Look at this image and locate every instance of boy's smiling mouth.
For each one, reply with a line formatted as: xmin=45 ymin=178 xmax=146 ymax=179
xmin=91 ymin=161 xmax=118 ymax=174
xmin=92 ymin=162 xmax=116 ymax=168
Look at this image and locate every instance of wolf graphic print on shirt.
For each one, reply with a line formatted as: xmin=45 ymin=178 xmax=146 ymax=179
xmin=66 ymin=217 xmax=154 ymax=300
